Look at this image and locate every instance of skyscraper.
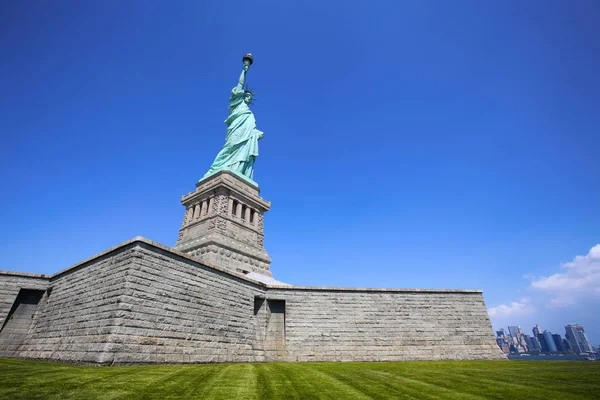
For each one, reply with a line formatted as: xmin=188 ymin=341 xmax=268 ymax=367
xmin=508 ymin=326 xmax=521 ymax=340
xmin=565 ymin=324 xmax=592 ymax=353
xmin=543 ymin=330 xmax=558 ymax=352
xmin=531 ymin=336 xmax=541 ymax=351
xmin=552 ymin=334 xmax=566 ymax=352
xmin=507 ymin=325 xmax=527 ymax=352
xmin=537 ymin=333 xmax=549 ymax=352
xmin=523 ymin=334 xmax=539 ymax=352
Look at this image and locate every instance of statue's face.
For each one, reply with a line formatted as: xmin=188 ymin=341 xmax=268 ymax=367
xmin=244 ymin=93 xmax=253 ymax=105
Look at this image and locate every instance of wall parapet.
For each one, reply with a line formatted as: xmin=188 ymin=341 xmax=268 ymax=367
xmin=267 ymin=285 xmax=482 ymax=293
xmin=0 ymin=271 xmax=49 ymax=280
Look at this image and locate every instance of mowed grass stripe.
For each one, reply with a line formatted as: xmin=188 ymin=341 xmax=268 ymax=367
xmin=421 ymin=368 xmax=587 ymax=399
xmin=0 ymin=358 xmax=599 ymax=399
xmin=277 ymin=363 xmax=373 ymax=399
xmin=254 ymin=363 xmax=372 ymax=399
xmin=397 ymin=361 xmax=598 ymax=399
xmin=255 ymin=363 xmax=301 ymax=398
xmin=309 ymin=364 xmax=491 ymax=399
xmin=385 ymin=361 xmax=595 ymax=400
xmin=345 ymin=368 xmax=488 ymax=399
xmin=298 ymin=361 xmax=599 ymax=400
xmin=370 ymin=364 xmax=557 ymax=399
xmin=320 ymin=368 xmax=427 ymax=400
xmin=0 ymin=360 xmax=228 ymax=400
xmin=119 ymin=365 xmax=219 ymax=400
xmin=194 ymin=364 xmax=259 ymax=400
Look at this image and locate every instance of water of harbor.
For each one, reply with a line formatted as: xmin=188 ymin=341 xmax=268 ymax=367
xmin=507 ymin=354 xmax=597 ymax=361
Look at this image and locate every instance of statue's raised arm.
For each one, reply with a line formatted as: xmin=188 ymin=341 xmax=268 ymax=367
xmin=235 ymin=63 xmax=249 ymax=92
xmin=201 ymin=54 xmax=263 ymax=185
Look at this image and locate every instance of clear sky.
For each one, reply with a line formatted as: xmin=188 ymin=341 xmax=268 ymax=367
xmin=1 ymin=1 xmax=599 ymax=345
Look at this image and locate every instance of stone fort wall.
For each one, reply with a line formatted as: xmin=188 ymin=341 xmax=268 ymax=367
xmin=0 ymin=272 xmax=49 ymax=326
xmin=0 ymin=271 xmax=49 ymax=357
xmin=267 ymin=287 xmax=501 ymax=362
xmin=108 ymin=242 xmax=268 ymax=363
xmin=0 ymin=238 xmax=504 ymax=363
xmin=1 ymin=243 xmax=134 ymax=363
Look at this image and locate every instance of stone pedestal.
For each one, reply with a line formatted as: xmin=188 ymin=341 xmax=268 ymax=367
xmin=173 ymin=171 xmax=272 ymax=276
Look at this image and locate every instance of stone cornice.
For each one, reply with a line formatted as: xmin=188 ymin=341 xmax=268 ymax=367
xmin=182 ymin=171 xmax=270 ymax=211
xmin=0 ymin=270 xmax=50 ymax=279
xmin=267 ymin=285 xmax=483 ymax=293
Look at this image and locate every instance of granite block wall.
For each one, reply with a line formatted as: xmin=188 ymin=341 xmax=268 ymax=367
xmin=6 ymin=246 xmax=136 ymax=363
xmin=0 ymin=238 xmax=504 ymax=363
xmin=108 ymin=242 xmax=267 ymax=364
xmin=0 ymin=273 xmax=49 ymax=357
xmin=0 ymin=272 xmax=49 ymax=328
xmin=268 ymin=287 xmax=505 ymax=362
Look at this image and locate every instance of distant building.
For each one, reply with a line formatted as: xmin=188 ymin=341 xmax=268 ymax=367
xmin=543 ymin=331 xmax=558 ymax=352
xmin=496 ymin=337 xmax=509 ymax=354
xmin=508 ymin=326 xmax=521 ymax=340
xmin=524 ymin=334 xmax=540 ymax=352
xmin=531 ymin=336 xmax=542 ymax=352
xmin=565 ymin=324 xmax=592 ymax=353
xmin=537 ymin=333 xmax=549 ymax=352
xmin=532 ymin=324 xmax=542 ymax=337
xmin=552 ymin=334 xmax=567 ymax=352
xmin=496 ymin=329 xmax=506 ymax=338
xmin=507 ymin=326 xmax=528 ymax=352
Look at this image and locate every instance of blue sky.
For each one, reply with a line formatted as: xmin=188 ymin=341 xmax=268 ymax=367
xmin=1 ymin=1 xmax=599 ymax=344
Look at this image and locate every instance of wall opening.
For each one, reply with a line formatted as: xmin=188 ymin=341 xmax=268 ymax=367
xmin=1 ymin=289 xmax=45 ymax=333
xmin=0 ymin=289 xmax=45 ymax=356
xmin=254 ymin=297 xmax=265 ymax=316
xmin=266 ymin=299 xmax=286 ymax=360
xmin=253 ymin=297 xmax=287 ymax=361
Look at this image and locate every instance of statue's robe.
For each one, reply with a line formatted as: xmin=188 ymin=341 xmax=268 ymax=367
xmin=203 ymin=86 xmax=263 ymax=181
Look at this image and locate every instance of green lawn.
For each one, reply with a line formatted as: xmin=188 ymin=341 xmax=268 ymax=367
xmin=0 ymin=358 xmax=598 ymax=400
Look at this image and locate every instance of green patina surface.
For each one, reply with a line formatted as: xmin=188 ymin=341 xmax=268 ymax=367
xmin=0 ymin=358 xmax=598 ymax=399
xmin=203 ymin=54 xmax=262 ymax=187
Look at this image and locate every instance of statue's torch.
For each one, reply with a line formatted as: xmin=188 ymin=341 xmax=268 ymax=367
xmin=243 ymin=53 xmax=253 ymax=68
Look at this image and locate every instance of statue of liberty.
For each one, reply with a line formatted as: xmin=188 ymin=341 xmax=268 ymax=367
xmin=202 ymin=54 xmax=263 ymax=185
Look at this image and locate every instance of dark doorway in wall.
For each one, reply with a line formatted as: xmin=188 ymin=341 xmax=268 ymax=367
xmin=254 ymin=297 xmax=265 ymax=316
xmin=0 ymin=289 xmax=45 ymax=355
xmin=253 ymin=297 xmax=286 ymax=361
xmin=265 ymin=299 xmax=285 ymax=348
xmin=1 ymin=289 xmax=45 ymax=332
